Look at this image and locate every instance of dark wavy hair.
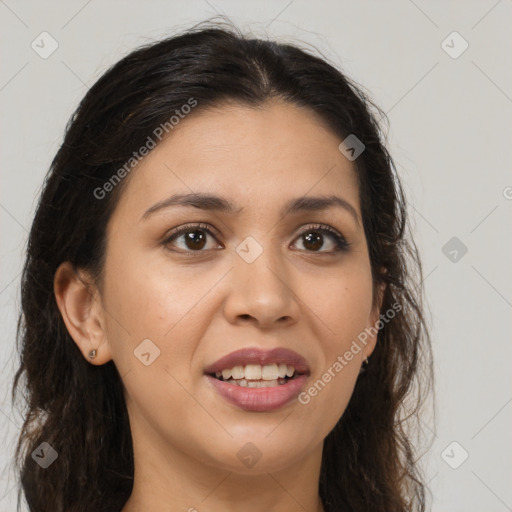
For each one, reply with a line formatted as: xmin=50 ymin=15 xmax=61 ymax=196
xmin=11 ymin=19 xmax=433 ymax=512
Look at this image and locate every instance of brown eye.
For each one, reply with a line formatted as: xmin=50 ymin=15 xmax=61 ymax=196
xmin=303 ymin=232 xmax=323 ymax=251
xmin=292 ymin=225 xmax=350 ymax=253
xmin=163 ymin=223 xmax=222 ymax=253
xmin=182 ymin=231 xmax=207 ymax=250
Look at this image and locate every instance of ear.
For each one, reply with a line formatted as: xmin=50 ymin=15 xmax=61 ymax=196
xmin=54 ymin=262 xmax=112 ymax=365
xmin=363 ymin=280 xmax=387 ymax=360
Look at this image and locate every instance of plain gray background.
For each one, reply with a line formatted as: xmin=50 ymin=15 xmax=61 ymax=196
xmin=1 ymin=1 xmax=511 ymax=511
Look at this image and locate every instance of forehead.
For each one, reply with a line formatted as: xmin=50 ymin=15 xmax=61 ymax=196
xmin=113 ymin=100 xmax=360 ymax=219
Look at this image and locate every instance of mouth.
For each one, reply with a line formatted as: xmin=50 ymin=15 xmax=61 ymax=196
xmin=203 ymin=347 xmax=310 ymax=412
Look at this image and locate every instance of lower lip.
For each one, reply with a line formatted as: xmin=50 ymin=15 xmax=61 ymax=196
xmin=205 ymin=374 xmax=309 ymax=412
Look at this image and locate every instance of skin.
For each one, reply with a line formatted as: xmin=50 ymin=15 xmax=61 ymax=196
xmin=54 ymin=99 xmax=383 ymax=512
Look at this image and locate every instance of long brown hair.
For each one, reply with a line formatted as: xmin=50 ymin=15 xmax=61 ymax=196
xmin=11 ymin=19 xmax=433 ymax=512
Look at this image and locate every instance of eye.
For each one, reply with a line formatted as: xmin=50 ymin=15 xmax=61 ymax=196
xmin=162 ymin=223 xmax=222 ymax=253
xmin=291 ymin=224 xmax=350 ymax=253
xmin=162 ymin=222 xmax=350 ymax=255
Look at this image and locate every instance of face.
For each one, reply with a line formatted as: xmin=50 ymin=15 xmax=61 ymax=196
xmin=94 ymin=100 xmax=380 ymax=473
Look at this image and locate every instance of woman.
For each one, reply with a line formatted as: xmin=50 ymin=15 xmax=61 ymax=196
xmin=12 ymin=20 xmax=433 ymax=512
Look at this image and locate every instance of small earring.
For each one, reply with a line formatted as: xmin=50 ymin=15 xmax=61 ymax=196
xmin=359 ymin=356 xmax=369 ymax=375
xmin=88 ymin=348 xmax=97 ymax=360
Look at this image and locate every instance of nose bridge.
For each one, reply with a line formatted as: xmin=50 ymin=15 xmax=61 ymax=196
xmin=224 ymin=234 xmax=299 ymax=326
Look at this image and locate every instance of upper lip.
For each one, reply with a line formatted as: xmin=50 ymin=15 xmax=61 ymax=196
xmin=204 ymin=347 xmax=310 ymax=375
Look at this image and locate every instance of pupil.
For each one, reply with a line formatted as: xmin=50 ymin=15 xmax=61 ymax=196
xmin=185 ymin=231 xmax=206 ymax=250
xmin=304 ymin=232 xmax=322 ymax=251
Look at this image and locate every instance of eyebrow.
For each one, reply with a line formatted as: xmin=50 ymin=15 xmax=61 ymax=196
xmin=141 ymin=192 xmax=360 ymax=225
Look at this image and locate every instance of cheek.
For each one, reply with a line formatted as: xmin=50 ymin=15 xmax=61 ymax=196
xmin=101 ymin=247 xmax=232 ymax=394
xmin=101 ymin=254 xmax=210 ymax=430
xmin=100 ymin=247 xmax=197 ymax=375
xmin=326 ymin=282 xmax=373 ymax=343
xmin=294 ymin=262 xmax=373 ymax=422
xmin=309 ymin=260 xmax=374 ymax=349
xmin=103 ymin=247 xmax=215 ymax=339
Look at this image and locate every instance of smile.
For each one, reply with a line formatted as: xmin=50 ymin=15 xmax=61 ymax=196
xmin=203 ymin=347 xmax=311 ymax=412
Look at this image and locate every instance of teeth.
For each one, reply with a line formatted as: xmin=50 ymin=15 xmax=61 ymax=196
xmin=231 ymin=365 xmax=244 ymax=379
xmin=244 ymin=364 xmax=262 ymax=380
xmin=214 ymin=363 xmax=297 ymax=381
xmin=261 ymin=364 xmax=279 ymax=380
xmin=246 ymin=379 xmax=279 ymax=388
xmin=228 ymin=379 xmax=281 ymax=388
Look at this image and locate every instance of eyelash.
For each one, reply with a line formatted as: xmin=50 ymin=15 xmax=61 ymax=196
xmin=162 ymin=222 xmax=350 ymax=255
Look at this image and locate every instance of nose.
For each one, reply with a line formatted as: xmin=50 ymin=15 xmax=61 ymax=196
xmin=222 ymin=240 xmax=301 ymax=330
